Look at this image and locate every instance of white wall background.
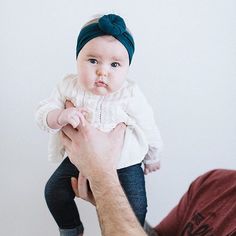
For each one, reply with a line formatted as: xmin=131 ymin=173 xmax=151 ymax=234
xmin=0 ymin=0 xmax=235 ymax=235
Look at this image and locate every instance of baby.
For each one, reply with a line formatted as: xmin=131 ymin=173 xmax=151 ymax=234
xmin=36 ymin=14 xmax=163 ymax=236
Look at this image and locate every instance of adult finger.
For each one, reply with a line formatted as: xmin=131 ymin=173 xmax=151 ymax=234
xmin=77 ymin=175 xmax=88 ymax=198
xmin=109 ymin=122 xmax=126 ymax=140
xmin=78 ymin=175 xmax=96 ymax=205
xmin=61 ymin=124 xmax=78 ymax=139
xmin=71 ymin=175 xmax=91 ymax=200
xmin=76 ymin=118 xmax=91 ymax=133
xmin=77 ymin=112 xmax=86 ymax=127
xmin=60 ymin=132 xmax=72 ymax=158
xmin=71 ymin=177 xmax=79 ymax=197
xmin=60 ymin=130 xmax=72 ymax=147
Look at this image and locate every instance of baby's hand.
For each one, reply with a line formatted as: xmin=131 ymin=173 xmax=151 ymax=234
xmin=58 ymin=107 xmax=88 ymax=128
xmin=144 ymin=162 xmax=160 ymax=175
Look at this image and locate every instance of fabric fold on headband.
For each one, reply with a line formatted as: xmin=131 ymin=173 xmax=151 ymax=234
xmin=76 ymin=14 xmax=135 ymax=64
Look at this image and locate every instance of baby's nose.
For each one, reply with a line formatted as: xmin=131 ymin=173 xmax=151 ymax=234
xmin=96 ymin=66 xmax=108 ymax=77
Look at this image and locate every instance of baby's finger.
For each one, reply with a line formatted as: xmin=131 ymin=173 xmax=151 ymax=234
xmin=65 ymin=100 xmax=75 ymax=109
xmin=76 ymin=114 xmax=91 ymax=130
xmin=69 ymin=116 xmax=80 ymax=128
xmin=144 ymin=168 xmax=149 ymax=175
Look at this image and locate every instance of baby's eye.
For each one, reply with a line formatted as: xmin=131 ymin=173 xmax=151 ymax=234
xmin=111 ymin=62 xmax=120 ymax=68
xmin=88 ymin=59 xmax=98 ymax=64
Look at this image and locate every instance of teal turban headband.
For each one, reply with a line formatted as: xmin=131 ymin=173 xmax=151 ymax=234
xmin=76 ymin=14 xmax=135 ymax=64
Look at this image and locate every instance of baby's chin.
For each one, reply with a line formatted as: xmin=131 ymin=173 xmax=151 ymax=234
xmin=93 ymin=87 xmax=110 ymax=96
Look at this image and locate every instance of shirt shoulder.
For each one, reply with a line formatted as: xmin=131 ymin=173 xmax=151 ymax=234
xmin=185 ymin=169 xmax=236 ymax=206
xmin=120 ymin=79 xmax=136 ymax=94
xmin=190 ymin=169 xmax=236 ymax=192
xmin=57 ymin=74 xmax=82 ymax=99
xmin=59 ymin=74 xmax=79 ymax=90
xmin=156 ymin=169 xmax=236 ymax=236
xmin=120 ymin=80 xmax=148 ymax=101
xmin=109 ymin=79 xmax=137 ymax=101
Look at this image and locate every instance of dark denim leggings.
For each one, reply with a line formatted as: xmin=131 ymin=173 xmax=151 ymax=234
xmin=45 ymin=157 xmax=147 ymax=235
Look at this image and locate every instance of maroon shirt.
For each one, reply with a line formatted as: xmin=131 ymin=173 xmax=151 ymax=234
xmin=155 ymin=169 xmax=236 ymax=236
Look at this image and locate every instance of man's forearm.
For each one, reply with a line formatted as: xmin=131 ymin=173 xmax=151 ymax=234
xmin=89 ymin=172 xmax=147 ymax=236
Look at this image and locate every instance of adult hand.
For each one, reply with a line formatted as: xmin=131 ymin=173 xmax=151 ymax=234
xmin=71 ymin=175 xmax=96 ymax=206
xmin=61 ymin=101 xmax=147 ymax=236
xmin=65 ymin=100 xmax=96 ymax=205
xmin=61 ymin=121 xmax=126 ymax=179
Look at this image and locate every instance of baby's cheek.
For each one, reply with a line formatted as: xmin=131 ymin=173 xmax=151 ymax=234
xmin=110 ymin=80 xmax=124 ymax=92
xmin=81 ymin=77 xmax=94 ymax=90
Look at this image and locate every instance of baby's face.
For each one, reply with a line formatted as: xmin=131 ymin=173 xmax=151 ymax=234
xmin=76 ymin=35 xmax=129 ymax=96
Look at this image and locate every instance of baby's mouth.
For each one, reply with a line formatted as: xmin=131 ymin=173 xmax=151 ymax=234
xmin=95 ymin=80 xmax=108 ymax=87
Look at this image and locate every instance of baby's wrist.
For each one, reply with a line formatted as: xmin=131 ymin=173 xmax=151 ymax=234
xmin=47 ymin=109 xmax=65 ymax=129
xmin=56 ymin=118 xmax=64 ymax=127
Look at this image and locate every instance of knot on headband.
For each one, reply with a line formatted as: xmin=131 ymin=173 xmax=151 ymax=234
xmin=98 ymin=14 xmax=126 ymax=36
xmin=76 ymin=14 xmax=135 ymax=64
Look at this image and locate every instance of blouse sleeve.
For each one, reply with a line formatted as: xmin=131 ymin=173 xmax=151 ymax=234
xmin=126 ymin=84 xmax=163 ymax=164
xmin=35 ymin=76 xmax=71 ymax=134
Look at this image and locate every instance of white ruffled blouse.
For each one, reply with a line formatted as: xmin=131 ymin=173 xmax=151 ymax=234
xmin=35 ymin=74 xmax=163 ymax=169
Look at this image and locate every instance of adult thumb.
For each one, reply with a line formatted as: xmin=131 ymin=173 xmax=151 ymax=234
xmin=110 ymin=122 xmax=126 ymax=140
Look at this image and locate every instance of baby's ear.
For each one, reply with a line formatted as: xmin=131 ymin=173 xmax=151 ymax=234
xmin=65 ymin=100 xmax=75 ymax=109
